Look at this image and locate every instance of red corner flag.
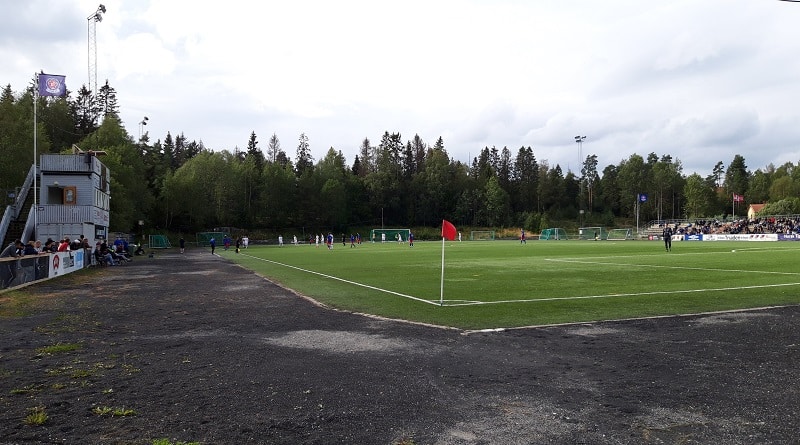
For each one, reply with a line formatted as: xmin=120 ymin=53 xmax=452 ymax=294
xmin=440 ymin=219 xmax=458 ymax=306
xmin=442 ymin=220 xmax=457 ymax=241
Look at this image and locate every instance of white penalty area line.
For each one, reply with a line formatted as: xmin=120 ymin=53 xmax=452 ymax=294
xmin=443 ymin=281 xmax=800 ymax=307
xmin=240 ymin=253 xmax=441 ymax=306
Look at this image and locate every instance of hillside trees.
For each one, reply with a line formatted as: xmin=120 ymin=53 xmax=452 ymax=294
xmin=0 ymin=86 xmax=39 ymax=189
xmin=4 ymin=79 xmax=800 ymax=236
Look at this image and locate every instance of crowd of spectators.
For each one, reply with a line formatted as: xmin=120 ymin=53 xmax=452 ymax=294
xmin=1 ymin=234 xmax=103 ymax=259
xmin=1 ymin=235 xmax=136 ymax=290
xmin=663 ymin=216 xmax=800 ymax=236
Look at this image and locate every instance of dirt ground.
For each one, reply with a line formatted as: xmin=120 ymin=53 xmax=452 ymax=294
xmin=1 ymin=248 xmax=799 ymax=445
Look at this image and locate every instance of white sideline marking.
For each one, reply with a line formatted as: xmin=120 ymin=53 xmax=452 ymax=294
xmin=241 ymin=254 xmax=440 ymax=306
xmin=545 ymin=257 xmax=800 ymax=276
xmin=444 ymin=282 xmax=800 ymax=307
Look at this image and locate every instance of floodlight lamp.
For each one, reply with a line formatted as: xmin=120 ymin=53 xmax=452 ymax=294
xmin=99 ymin=4 xmax=106 ymax=13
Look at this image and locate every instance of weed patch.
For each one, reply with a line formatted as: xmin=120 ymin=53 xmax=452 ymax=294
xmin=92 ymin=406 xmax=137 ymax=417
xmin=11 ymin=384 xmax=42 ymax=395
xmin=36 ymin=342 xmax=82 ymax=355
xmin=152 ymin=439 xmax=200 ymax=445
xmin=0 ymin=292 xmax=35 ymax=317
xmin=24 ymin=406 xmax=48 ymax=425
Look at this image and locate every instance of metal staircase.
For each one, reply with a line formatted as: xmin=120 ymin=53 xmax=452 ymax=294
xmin=1 ymin=165 xmax=37 ymax=248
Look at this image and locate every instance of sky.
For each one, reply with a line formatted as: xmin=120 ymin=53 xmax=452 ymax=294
xmin=2 ymin=0 xmax=800 ymax=178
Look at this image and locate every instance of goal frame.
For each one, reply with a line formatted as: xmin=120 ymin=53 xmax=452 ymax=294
xmin=606 ymin=228 xmax=635 ymax=241
xmin=470 ymin=230 xmax=496 ymax=241
xmin=539 ymin=228 xmax=568 ymax=240
xmin=148 ymin=234 xmax=172 ymax=249
xmin=196 ymin=232 xmax=225 ymax=247
xmin=578 ymin=227 xmax=607 ymax=241
xmin=369 ymin=228 xmax=411 ymax=243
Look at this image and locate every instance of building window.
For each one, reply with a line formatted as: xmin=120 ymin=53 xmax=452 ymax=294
xmin=63 ymin=186 xmax=77 ymax=205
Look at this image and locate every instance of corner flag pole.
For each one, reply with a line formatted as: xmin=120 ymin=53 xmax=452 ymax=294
xmin=440 ymin=235 xmax=445 ymax=306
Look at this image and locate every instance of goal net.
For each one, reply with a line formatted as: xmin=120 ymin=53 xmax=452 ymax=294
xmin=196 ymin=232 xmax=225 ymax=246
xmin=470 ymin=230 xmax=495 ymax=241
xmin=148 ymin=234 xmax=172 ymax=249
xmin=539 ymin=228 xmax=568 ymax=240
xmin=607 ymin=228 xmax=635 ymax=240
xmin=578 ymin=227 xmax=607 ymax=240
xmin=369 ymin=229 xmax=411 ymax=243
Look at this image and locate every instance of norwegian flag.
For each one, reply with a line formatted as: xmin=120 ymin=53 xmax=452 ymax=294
xmin=733 ymin=194 xmax=744 ymax=203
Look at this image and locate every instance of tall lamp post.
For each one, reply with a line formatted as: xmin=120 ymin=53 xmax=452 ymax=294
xmin=575 ymin=135 xmax=587 ymax=228
xmin=87 ymin=4 xmax=106 ymax=98
xmin=138 ymin=116 xmax=149 ymax=141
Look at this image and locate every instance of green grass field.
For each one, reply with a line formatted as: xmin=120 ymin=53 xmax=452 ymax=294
xmin=217 ymin=240 xmax=800 ymax=330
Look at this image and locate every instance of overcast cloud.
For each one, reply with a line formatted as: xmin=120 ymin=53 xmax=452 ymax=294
xmin=2 ymin=0 xmax=799 ymax=177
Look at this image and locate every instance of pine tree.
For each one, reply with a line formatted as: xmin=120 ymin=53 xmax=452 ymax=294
xmin=267 ymin=133 xmax=281 ymax=164
xmin=96 ymin=80 xmax=119 ymax=118
xmin=246 ymin=131 xmax=265 ymax=171
xmin=295 ymin=132 xmax=313 ymax=176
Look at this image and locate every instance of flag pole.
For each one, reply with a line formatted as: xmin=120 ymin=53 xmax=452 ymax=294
xmin=33 ymin=72 xmax=38 ymax=240
xmin=440 ymin=235 xmax=445 ymax=306
xmin=732 ymin=194 xmax=734 ymax=218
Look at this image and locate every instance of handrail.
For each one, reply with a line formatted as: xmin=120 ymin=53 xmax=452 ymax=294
xmin=13 ymin=165 xmax=36 ymax=219
xmin=21 ymin=207 xmax=36 ymax=242
xmin=0 ymin=206 xmax=12 ymax=246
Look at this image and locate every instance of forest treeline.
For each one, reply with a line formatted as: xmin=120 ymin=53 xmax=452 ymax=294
xmin=2 ymin=80 xmax=800 ymax=235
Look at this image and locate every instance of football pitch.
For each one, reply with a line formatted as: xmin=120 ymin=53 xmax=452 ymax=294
xmin=218 ymin=240 xmax=800 ymax=330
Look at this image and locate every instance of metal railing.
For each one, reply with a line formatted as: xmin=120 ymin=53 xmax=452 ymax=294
xmin=0 ymin=165 xmax=35 ymax=246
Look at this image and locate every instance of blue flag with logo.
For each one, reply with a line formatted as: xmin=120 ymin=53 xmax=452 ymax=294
xmin=38 ymin=73 xmax=66 ymax=97
xmin=638 ymin=193 xmax=648 ymax=203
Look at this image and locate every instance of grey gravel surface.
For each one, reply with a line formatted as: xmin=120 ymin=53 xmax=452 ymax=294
xmin=1 ymin=249 xmax=798 ymax=444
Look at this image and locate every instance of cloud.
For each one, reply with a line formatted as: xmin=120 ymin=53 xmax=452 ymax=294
xmin=2 ymin=0 xmax=800 ymax=178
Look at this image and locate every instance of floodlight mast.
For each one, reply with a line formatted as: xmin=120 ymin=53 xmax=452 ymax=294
xmin=575 ymin=135 xmax=587 ymax=226
xmin=138 ymin=116 xmax=149 ymax=141
xmin=87 ymin=4 xmax=106 ymax=98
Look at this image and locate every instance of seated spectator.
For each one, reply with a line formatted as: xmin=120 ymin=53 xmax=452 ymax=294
xmin=113 ymin=237 xmax=129 ymax=255
xmin=94 ymin=242 xmax=109 ymax=266
xmin=113 ymin=243 xmax=132 ymax=262
xmin=100 ymin=242 xmax=118 ymax=265
xmin=100 ymin=243 xmax=117 ymax=266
